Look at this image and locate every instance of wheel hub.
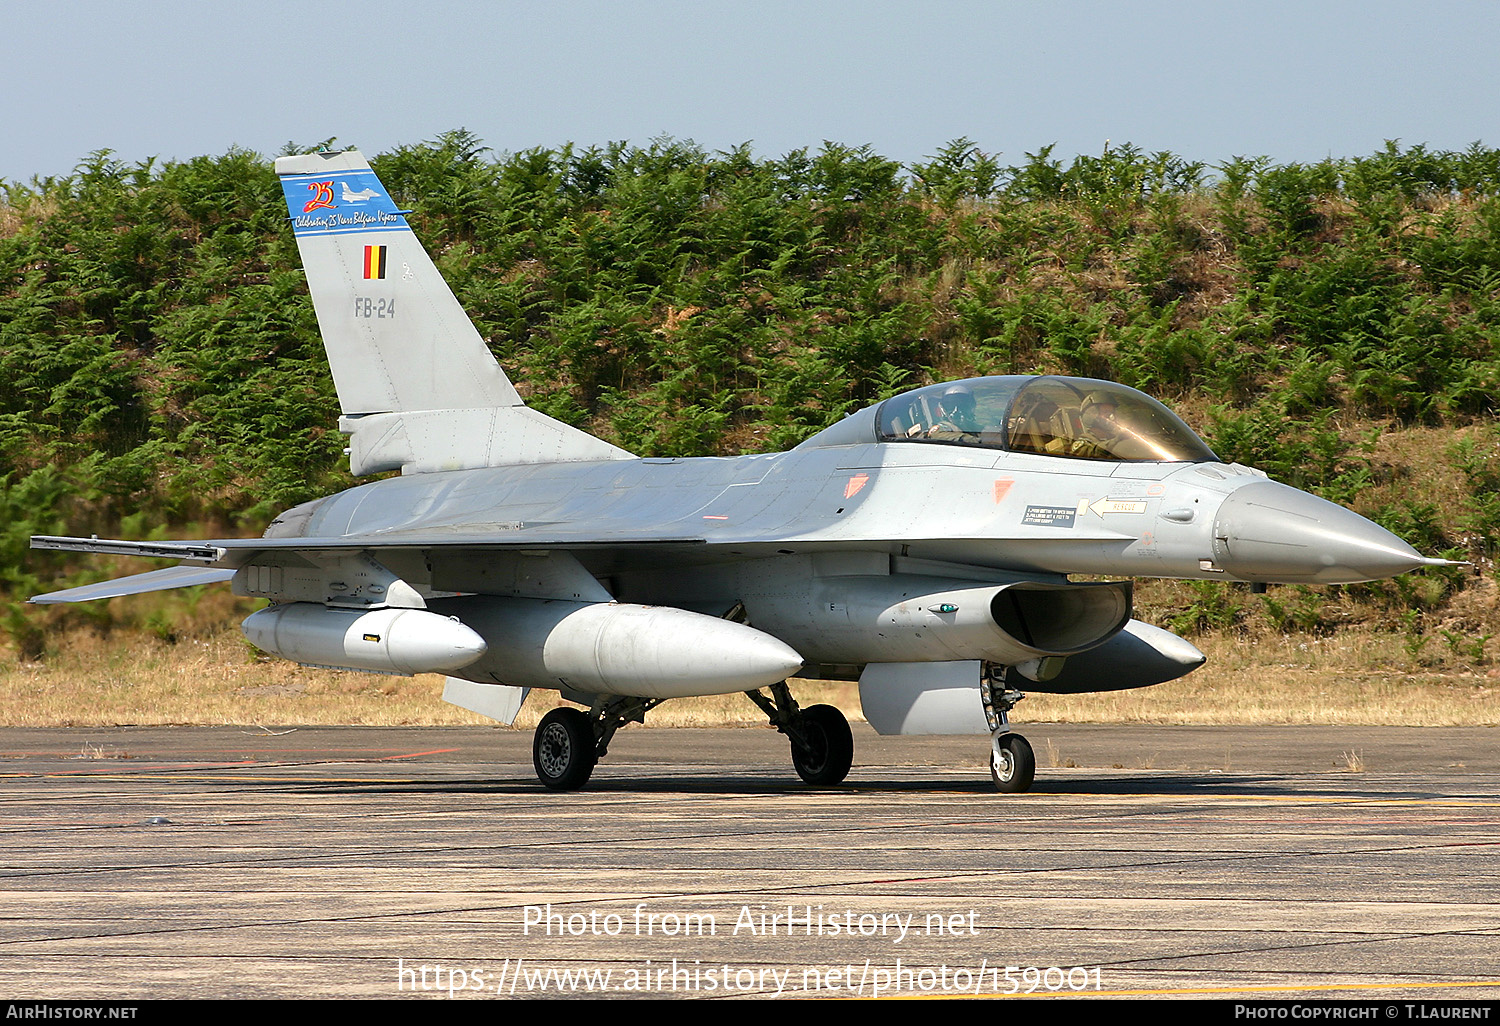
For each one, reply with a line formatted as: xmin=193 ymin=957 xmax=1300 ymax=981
xmin=796 ymin=723 xmax=829 ymax=773
xmin=538 ymin=723 xmax=571 ymax=777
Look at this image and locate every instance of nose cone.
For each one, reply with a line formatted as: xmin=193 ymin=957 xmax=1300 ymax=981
xmin=1212 ymin=480 xmax=1433 ymax=584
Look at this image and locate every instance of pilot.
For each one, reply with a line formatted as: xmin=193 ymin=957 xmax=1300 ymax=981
xmin=926 ymin=385 xmax=982 ymax=443
xmin=1068 ymin=391 xmax=1122 ymax=458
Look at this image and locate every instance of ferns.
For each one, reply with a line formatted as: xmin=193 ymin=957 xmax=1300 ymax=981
xmin=4 ymin=133 xmax=1500 ymax=639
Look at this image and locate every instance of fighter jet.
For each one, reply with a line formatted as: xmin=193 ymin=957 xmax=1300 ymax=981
xmin=30 ymin=150 xmax=1450 ymax=793
xmin=339 ymin=181 xmax=380 ymax=203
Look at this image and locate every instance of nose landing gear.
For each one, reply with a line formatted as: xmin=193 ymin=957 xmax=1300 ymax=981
xmin=990 ymin=732 xmax=1035 ymax=792
xmin=982 ymin=667 xmax=1034 ymax=793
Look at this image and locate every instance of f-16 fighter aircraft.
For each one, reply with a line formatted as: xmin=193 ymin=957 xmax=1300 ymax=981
xmin=31 ymin=150 xmax=1450 ymax=792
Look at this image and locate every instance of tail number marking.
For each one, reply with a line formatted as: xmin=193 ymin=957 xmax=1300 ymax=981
xmin=355 ymin=297 xmax=396 ymax=319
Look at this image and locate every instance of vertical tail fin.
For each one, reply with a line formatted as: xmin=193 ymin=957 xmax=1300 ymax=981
xmin=275 ymin=149 xmax=629 ymax=474
xmin=275 ymin=149 xmax=520 ymax=415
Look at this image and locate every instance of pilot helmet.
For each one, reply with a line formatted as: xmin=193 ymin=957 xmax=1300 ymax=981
xmin=940 ymin=384 xmax=976 ymax=418
xmin=1079 ymin=391 xmax=1120 ymax=417
xmin=1079 ymin=391 xmax=1121 ymax=433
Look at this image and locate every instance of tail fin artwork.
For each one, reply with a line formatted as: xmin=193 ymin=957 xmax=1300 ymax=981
xmin=275 ymin=150 xmax=630 ymax=474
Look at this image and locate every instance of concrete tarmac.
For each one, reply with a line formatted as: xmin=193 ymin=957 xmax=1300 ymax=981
xmin=3 ymin=723 xmax=1500 ymax=1001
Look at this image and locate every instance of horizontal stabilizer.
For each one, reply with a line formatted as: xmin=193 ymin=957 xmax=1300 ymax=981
xmin=30 ymin=566 xmax=236 ymax=604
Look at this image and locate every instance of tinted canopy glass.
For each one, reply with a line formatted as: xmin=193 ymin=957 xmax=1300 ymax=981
xmin=874 ymin=376 xmax=1217 ymax=463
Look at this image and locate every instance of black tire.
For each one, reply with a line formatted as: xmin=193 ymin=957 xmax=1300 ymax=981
xmin=791 ymin=704 xmax=854 ymax=786
xmin=991 ymin=733 xmax=1035 ymax=793
xmin=533 ymin=708 xmax=597 ymax=790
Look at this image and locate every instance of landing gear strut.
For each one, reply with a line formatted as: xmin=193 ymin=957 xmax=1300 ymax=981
xmin=745 ymin=682 xmax=854 ymax=786
xmin=531 ymin=695 xmax=661 ymax=791
xmin=982 ymin=666 xmax=1034 ymax=793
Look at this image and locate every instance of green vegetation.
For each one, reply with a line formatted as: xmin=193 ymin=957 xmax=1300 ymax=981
xmin=3 ymin=131 xmax=1499 ymax=673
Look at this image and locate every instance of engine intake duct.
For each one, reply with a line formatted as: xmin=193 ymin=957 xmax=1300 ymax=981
xmin=742 ymin=574 xmax=1132 ymax=667
xmin=989 ymin=582 xmax=1131 ymax=654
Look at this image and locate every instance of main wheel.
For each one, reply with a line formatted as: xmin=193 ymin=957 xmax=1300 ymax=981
xmin=990 ymin=733 xmax=1035 ymax=793
xmin=533 ymin=708 xmax=597 ymax=790
xmin=791 ymin=704 xmax=854 ymax=786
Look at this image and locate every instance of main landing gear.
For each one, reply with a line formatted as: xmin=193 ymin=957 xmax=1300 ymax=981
xmin=532 ymin=708 xmax=595 ymax=789
xmin=530 ymin=671 xmax=1031 ymax=793
xmin=531 ymin=695 xmax=661 ymax=790
xmin=745 ymin=681 xmax=854 ymax=786
xmin=982 ymin=667 xmax=1035 ymax=793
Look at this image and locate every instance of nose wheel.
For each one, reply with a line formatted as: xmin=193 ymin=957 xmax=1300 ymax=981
xmin=990 ymin=732 xmax=1035 ymax=793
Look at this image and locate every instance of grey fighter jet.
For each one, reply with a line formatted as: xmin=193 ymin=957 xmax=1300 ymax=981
xmin=31 ymin=150 xmax=1450 ymax=793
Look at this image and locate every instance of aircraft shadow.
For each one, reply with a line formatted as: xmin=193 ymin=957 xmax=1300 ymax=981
xmin=241 ymin=771 xmax=1446 ymax=801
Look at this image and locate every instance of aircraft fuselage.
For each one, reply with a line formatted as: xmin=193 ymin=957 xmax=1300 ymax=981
xmin=271 ymin=438 xmax=1420 ymax=592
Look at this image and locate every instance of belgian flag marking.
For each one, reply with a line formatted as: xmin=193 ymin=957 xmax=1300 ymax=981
xmin=363 ymin=245 xmax=388 ymax=280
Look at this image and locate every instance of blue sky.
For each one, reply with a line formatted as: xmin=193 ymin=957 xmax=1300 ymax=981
xmin=9 ymin=0 xmax=1497 ymax=183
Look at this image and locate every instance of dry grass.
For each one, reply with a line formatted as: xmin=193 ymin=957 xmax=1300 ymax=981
xmin=2 ymin=623 xmax=1496 ymax=729
xmin=1022 ymin=631 xmax=1500 ymax=725
xmin=1356 ymin=425 xmax=1482 ymax=536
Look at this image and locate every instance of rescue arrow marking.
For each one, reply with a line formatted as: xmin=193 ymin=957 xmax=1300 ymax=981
xmin=1089 ymin=497 xmax=1149 ymax=517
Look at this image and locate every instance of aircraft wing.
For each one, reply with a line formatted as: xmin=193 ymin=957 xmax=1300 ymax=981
xmin=28 ymin=533 xmax=714 ymax=602
xmin=30 ymin=520 xmax=1134 ymax=606
xmin=31 ymin=532 xmax=711 ymax=564
xmin=31 ymin=536 xmax=227 ymax=562
xmin=34 ymin=520 xmax=1132 ymax=567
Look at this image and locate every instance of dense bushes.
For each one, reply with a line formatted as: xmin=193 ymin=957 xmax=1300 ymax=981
xmin=4 ymin=133 xmax=1500 ymax=645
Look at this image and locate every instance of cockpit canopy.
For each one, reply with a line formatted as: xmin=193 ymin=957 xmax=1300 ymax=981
xmin=803 ymin=376 xmax=1218 ymax=463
